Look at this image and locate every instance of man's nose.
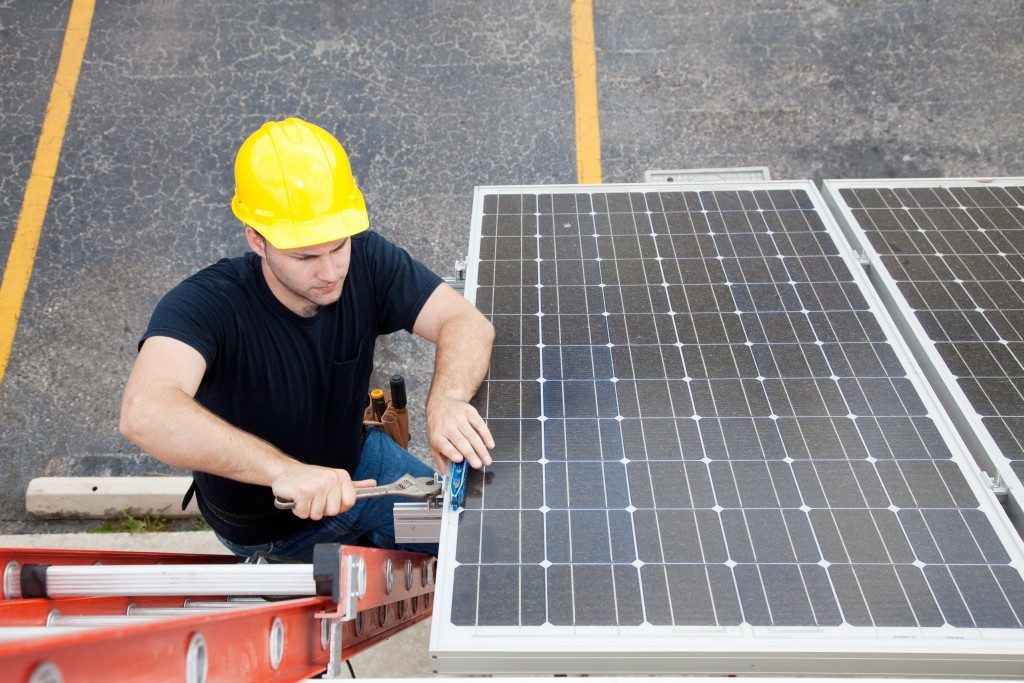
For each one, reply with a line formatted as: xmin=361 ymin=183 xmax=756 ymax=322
xmin=317 ymin=254 xmax=340 ymax=281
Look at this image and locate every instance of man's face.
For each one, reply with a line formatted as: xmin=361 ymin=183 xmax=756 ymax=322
xmin=246 ymin=227 xmax=353 ymax=316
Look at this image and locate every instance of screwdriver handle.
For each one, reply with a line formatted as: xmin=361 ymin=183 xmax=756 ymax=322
xmin=370 ymin=388 xmax=387 ymax=421
xmin=390 ymin=374 xmax=407 ymax=411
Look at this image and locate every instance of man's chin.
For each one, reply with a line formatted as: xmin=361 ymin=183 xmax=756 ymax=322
xmin=307 ymin=287 xmax=342 ymax=307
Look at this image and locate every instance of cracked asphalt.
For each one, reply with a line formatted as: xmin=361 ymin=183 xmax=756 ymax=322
xmin=1 ymin=0 xmax=1022 ymax=533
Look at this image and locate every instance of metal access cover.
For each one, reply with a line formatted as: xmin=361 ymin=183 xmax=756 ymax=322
xmin=644 ymin=166 xmax=771 ymax=183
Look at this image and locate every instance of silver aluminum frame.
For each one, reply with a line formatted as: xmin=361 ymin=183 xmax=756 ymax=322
xmin=430 ymin=181 xmax=1024 ymax=677
xmin=393 ymin=501 xmax=443 ymax=544
xmin=387 ymin=680 xmax=996 ymax=683
xmin=823 ymin=177 xmax=1024 ymax=534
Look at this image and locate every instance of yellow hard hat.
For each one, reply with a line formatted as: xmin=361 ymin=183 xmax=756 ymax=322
xmin=231 ymin=118 xmax=369 ymax=249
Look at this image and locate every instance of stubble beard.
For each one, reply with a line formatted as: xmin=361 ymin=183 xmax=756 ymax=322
xmin=304 ymin=283 xmax=343 ymax=308
xmin=265 ymin=257 xmax=344 ymax=315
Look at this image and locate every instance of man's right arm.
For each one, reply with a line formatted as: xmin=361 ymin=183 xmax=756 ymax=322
xmin=119 ymin=336 xmax=373 ymax=520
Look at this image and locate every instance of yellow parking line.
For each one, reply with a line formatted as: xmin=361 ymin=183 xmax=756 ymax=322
xmin=0 ymin=0 xmax=95 ymax=386
xmin=571 ymin=0 xmax=602 ymax=184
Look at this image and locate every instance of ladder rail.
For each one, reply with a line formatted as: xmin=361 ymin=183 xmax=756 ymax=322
xmin=0 ymin=595 xmax=331 ymax=682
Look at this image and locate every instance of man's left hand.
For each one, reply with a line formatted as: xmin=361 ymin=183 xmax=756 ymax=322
xmin=426 ymin=395 xmax=494 ymax=474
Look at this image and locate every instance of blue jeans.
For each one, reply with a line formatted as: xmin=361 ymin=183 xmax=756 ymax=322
xmin=215 ymin=428 xmax=438 ymax=562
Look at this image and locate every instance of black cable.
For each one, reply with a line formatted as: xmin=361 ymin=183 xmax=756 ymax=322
xmin=346 ymin=660 xmax=356 ymax=678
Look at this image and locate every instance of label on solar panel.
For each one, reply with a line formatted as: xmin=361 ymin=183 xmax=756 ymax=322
xmin=430 ymin=182 xmax=1024 ymax=676
xmin=824 ymin=179 xmax=1024 ymax=528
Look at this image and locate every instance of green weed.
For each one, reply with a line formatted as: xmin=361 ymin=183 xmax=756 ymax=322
xmin=90 ymin=509 xmax=170 ymax=534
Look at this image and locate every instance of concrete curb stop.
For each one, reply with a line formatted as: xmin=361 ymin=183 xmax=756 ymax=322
xmin=26 ymin=476 xmax=198 ymax=518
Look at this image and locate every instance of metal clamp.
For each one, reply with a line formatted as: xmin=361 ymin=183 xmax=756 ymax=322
xmin=443 ymin=258 xmax=468 ymax=291
xmin=989 ymin=473 xmax=1009 ymax=504
xmin=449 ymin=461 xmax=468 ymax=511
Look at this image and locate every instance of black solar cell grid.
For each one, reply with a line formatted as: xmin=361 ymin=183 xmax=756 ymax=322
xmin=451 ymin=188 xmax=1024 ymax=630
xmin=840 ymin=183 xmax=1024 ymax=482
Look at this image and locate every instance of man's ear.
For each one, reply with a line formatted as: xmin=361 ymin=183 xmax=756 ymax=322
xmin=244 ymin=226 xmax=267 ymax=257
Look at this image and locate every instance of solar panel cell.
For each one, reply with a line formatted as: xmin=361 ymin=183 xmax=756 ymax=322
xmin=829 ymin=180 xmax=1024 ymax=513
xmin=436 ymin=184 xmax=1024 ymax=674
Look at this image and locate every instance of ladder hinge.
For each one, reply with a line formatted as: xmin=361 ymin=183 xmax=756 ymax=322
xmin=340 ymin=555 xmax=366 ymax=621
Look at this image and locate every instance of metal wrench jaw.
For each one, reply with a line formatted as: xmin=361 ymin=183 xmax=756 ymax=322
xmin=273 ymin=474 xmax=442 ymax=510
xmin=355 ymin=474 xmax=442 ymax=500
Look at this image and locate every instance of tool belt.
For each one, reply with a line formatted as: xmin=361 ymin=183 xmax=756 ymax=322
xmin=363 ymin=391 xmax=410 ymax=449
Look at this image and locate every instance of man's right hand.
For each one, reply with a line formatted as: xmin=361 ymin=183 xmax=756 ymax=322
xmin=270 ymin=462 xmax=376 ymax=520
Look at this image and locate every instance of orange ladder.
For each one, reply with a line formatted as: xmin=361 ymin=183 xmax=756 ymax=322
xmin=0 ymin=544 xmax=435 ymax=681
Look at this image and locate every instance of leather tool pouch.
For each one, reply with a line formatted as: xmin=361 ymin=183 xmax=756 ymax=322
xmin=362 ymin=391 xmax=411 ymax=449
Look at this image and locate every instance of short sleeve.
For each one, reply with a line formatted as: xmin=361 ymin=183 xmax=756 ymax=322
xmin=139 ymin=277 xmax=233 ymax=366
xmin=363 ymin=231 xmax=443 ymax=334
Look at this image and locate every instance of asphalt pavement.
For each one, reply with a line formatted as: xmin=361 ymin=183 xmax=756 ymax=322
xmin=1 ymin=0 xmax=1022 ymax=534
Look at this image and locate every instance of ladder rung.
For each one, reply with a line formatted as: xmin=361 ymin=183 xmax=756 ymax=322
xmin=37 ymin=564 xmax=316 ymax=597
xmin=184 ymin=599 xmax=267 ymax=609
xmin=47 ymin=614 xmax=167 ymax=627
xmin=0 ymin=626 xmax=83 ymax=641
xmin=127 ymin=606 xmax=239 ymax=616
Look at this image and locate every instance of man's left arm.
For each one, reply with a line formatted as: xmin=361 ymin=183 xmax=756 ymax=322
xmin=413 ymin=283 xmax=496 ymax=474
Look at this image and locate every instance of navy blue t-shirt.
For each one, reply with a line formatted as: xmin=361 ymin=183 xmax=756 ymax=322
xmin=140 ymin=231 xmax=442 ymax=544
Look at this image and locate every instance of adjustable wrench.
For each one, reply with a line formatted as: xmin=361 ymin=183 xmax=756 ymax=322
xmin=273 ymin=473 xmax=442 ymax=510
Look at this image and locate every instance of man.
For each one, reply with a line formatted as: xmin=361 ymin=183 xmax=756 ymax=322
xmin=120 ymin=117 xmax=494 ymax=561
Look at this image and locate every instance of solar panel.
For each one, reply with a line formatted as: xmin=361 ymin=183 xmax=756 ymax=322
xmin=824 ymin=179 xmax=1024 ymax=525
xmin=430 ymin=182 xmax=1024 ymax=676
